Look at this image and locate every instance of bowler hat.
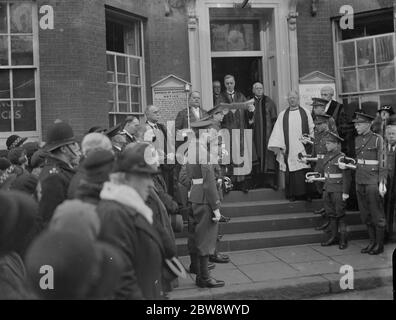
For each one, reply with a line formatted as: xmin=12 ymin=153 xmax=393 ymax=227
xmin=6 ymin=135 xmax=27 ymax=150
xmin=44 ymin=121 xmax=76 ymax=152
xmin=114 ymin=143 xmax=159 ymax=175
xmin=352 ymin=112 xmax=375 ymax=123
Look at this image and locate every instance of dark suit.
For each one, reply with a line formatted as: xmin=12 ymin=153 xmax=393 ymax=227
xmin=175 ymin=107 xmax=208 ymax=131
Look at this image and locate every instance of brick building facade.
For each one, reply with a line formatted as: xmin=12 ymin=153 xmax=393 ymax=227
xmin=0 ymin=0 xmax=395 ymax=147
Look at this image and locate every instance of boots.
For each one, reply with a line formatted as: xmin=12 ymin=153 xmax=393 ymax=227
xmin=321 ymin=218 xmax=338 ymax=246
xmin=196 ymin=255 xmax=225 ymax=288
xmin=369 ymin=226 xmax=385 ymax=255
xmin=338 ymin=218 xmax=348 ymax=250
xmin=315 ymin=219 xmax=330 ymax=231
xmin=361 ymin=225 xmax=376 ymax=254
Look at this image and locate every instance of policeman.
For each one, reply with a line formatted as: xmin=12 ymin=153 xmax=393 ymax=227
xmin=319 ymin=131 xmax=351 ymax=249
xmin=353 ymin=112 xmax=387 ymax=255
xmin=38 ymin=121 xmax=81 ymax=228
xmin=186 ymin=119 xmax=225 ymax=288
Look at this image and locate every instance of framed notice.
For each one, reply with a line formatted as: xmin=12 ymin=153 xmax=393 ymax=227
xmin=299 ymin=71 xmax=337 ymax=112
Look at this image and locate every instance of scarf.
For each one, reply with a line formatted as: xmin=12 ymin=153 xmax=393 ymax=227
xmin=100 ymin=182 xmax=153 ymax=224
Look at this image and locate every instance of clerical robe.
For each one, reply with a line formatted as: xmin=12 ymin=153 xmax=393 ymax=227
xmin=268 ymin=106 xmax=314 ymax=198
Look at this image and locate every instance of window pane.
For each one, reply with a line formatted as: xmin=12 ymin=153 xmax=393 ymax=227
xmin=13 ymin=69 xmax=35 ymax=98
xmin=108 ymin=102 xmax=115 ymax=113
xmin=14 ymin=100 xmax=36 ymax=131
xmin=0 ymin=35 xmax=8 ymax=65
xmin=341 ymin=69 xmax=357 ymax=93
xmin=124 ymin=23 xmax=140 ymax=56
xmin=108 ymin=83 xmax=116 ymax=102
xmin=378 ymin=63 xmax=396 ymax=90
xmin=107 ymin=54 xmax=115 ymax=82
xmin=358 ymin=66 xmax=376 ymax=91
xmin=210 ymin=20 xmax=260 ymax=51
xmin=376 ymin=35 xmax=394 ymax=63
xmin=339 ymin=42 xmax=355 ymax=67
xmin=117 ymin=56 xmax=127 ymax=84
xmin=131 ymin=103 xmax=140 ymax=113
xmin=11 ymin=35 xmax=33 ymax=65
xmin=0 ymin=4 xmax=7 ymax=33
xmin=118 ymin=103 xmax=128 ymax=113
xmin=357 ymin=38 xmax=374 ymax=65
xmin=118 ymin=85 xmax=128 ymax=103
xmin=0 ymin=101 xmax=11 ymax=132
xmin=129 ymin=58 xmax=140 ymax=85
xmin=10 ymin=2 xmax=32 ymax=33
xmin=130 ymin=87 xmax=141 ymax=104
xmin=361 ymin=95 xmax=379 ymax=116
xmin=0 ymin=70 xmax=10 ymax=99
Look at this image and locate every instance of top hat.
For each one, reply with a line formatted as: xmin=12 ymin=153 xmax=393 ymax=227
xmin=44 ymin=121 xmax=76 ymax=152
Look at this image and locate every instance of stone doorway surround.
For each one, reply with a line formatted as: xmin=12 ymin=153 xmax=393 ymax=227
xmin=187 ymin=0 xmax=299 ymax=112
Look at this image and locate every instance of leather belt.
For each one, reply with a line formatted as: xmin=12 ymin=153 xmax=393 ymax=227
xmin=357 ymin=159 xmax=379 ymax=165
xmin=325 ymin=173 xmax=342 ymax=179
xmin=192 ymin=178 xmax=203 ymax=185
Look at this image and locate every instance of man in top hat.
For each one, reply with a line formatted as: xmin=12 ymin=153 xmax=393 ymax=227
xmin=185 ymin=119 xmax=225 ymax=288
xmin=6 ymin=135 xmax=27 ymax=151
xmin=96 ymin=143 xmax=167 ymax=300
xmin=37 ymin=121 xmax=81 ymax=228
xmin=318 ymin=131 xmax=352 ymax=249
xmin=353 ymin=112 xmax=387 ymax=255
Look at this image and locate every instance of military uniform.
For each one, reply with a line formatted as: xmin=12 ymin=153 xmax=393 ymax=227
xmin=38 ymin=156 xmax=76 ymax=227
xmin=353 ymin=112 xmax=387 ymax=255
xmin=319 ymin=132 xmax=351 ymax=249
xmin=186 ymin=120 xmax=225 ymax=288
xmin=385 ymin=142 xmax=396 ymax=240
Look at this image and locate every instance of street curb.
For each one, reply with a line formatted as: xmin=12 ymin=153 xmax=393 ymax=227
xmin=169 ymin=268 xmax=392 ymax=300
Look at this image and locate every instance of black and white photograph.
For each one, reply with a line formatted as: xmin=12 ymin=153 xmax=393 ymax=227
xmin=1 ymin=0 xmax=396 ymax=306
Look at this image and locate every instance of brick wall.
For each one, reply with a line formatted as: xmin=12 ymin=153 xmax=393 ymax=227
xmin=38 ymin=0 xmax=108 ymax=141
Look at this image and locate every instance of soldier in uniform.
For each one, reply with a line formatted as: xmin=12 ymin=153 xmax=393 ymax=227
xmin=318 ymin=131 xmax=352 ymax=249
xmin=311 ymin=98 xmax=337 ymax=132
xmin=186 ymin=120 xmax=225 ymax=288
xmin=353 ymin=112 xmax=387 ymax=255
xmin=310 ymin=114 xmax=335 ymax=230
xmin=37 ymin=121 xmax=81 ymax=228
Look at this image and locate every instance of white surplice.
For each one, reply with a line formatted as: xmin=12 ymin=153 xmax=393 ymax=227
xmin=268 ymin=107 xmax=314 ymax=172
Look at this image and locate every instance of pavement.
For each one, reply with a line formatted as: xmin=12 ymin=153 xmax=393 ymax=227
xmin=169 ymin=240 xmax=396 ymax=300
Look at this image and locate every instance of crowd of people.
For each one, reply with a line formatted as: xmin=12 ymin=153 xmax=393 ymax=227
xmin=1 ymin=73 xmax=395 ymax=299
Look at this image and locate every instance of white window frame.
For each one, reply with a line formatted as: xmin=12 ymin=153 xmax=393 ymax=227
xmin=106 ymin=16 xmax=146 ymax=127
xmin=0 ymin=0 xmax=40 ymax=140
xmin=333 ymin=18 xmax=396 ymax=110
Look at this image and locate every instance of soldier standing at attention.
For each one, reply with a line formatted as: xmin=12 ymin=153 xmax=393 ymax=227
xmin=186 ymin=120 xmax=225 ymax=288
xmin=353 ymin=112 xmax=387 ymax=255
xmin=319 ymin=132 xmax=351 ymax=249
xmin=38 ymin=121 xmax=81 ymax=228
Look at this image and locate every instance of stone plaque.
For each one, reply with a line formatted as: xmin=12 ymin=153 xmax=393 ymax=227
xmin=299 ymin=71 xmax=337 ymax=112
xmin=152 ymin=75 xmax=191 ymax=123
